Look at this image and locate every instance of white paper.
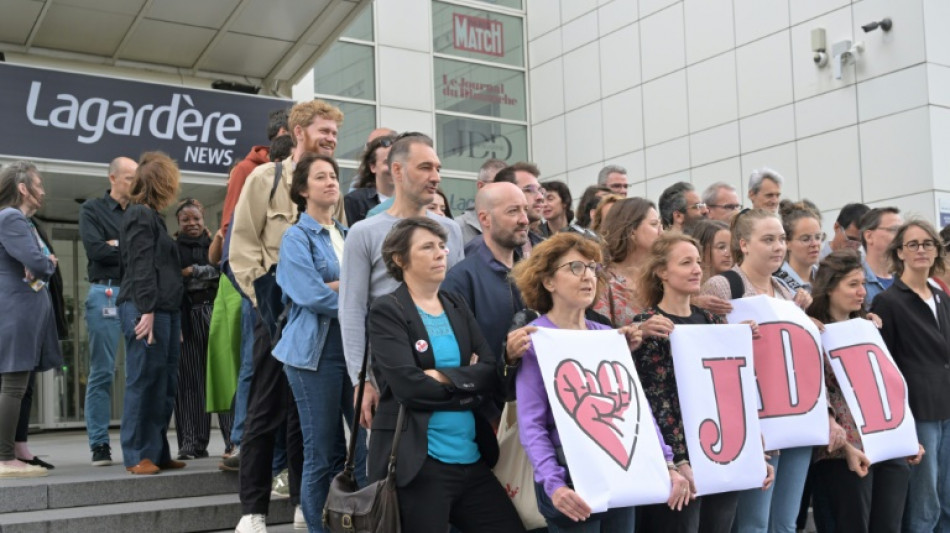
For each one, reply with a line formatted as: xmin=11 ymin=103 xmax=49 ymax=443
xmin=821 ymin=319 xmax=918 ymax=463
xmin=532 ymin=327 xmax=671 ymax=512
xmin=670 ymin=324 xmax=767 ymax=496
xmin=726 ymin=296 xmax=829 ymax=450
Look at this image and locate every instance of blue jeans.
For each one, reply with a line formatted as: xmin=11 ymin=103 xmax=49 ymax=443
xmin=734 ymin=446 xmax=811 ymax=533
xmin=904 ymin=418 xmax=950 ymax=533
xmin=118 ymin=302 xmax=180 ymax=467
xmin=84 ymin=284 xmax=122 ymax=449
xmin=229 ymin=297 xmax=256 ymax=447
xmin=284 ymin=325 xmax=367 ymax=533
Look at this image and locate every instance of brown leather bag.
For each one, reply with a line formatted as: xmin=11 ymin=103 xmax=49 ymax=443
xmin=323 ymin=337 xmax=404 ymax=533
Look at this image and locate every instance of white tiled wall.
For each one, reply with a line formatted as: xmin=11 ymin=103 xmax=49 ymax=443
xmin=526 ymin=0 xmax=950 ymax=222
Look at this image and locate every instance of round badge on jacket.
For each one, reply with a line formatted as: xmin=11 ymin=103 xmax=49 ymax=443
xmin=415 ymin=339 xmax=429 ymax=353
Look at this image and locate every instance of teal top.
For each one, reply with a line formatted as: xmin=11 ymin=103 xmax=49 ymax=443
xmin=417 ymin=306 xmax=480 ymax=464
xmin=366 ymin=196 xmax=394 ymax=218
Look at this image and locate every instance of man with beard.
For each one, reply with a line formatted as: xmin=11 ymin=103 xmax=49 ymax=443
xmin=659 ymin=181 xmax=708 ymax=233
xmin=443 ymin=182 xmax=530 ymax=373
xmin=229 ymin=100 xmax=343 ymax=532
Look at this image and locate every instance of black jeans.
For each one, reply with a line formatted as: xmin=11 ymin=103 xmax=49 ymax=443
xmin=812 ymin=457 xmax=910 ymax=533
xmin=239 ymin=313 xmax=303 ymax=515
xmin=398 ymin=456 xmax=525 ymax=532
xmin=638 ymin=491 xmax=738 ymax=533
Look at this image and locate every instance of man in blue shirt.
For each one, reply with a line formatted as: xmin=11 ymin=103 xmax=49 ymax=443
xmin=860 ymin=206 xmax=902 ymax=307
xmin=443 ymin=182 xmax=529 ymax=371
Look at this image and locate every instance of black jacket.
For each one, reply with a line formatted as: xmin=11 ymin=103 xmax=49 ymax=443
xmin=343 ymin=187 xmax=381 ymax=227
xmin=366 ymin=284 xmax=501 ymax=488
xmin=117 ymin=204 xmax=183 ymax=313
xmin=871 ymin=277 xmax=950 ymax=421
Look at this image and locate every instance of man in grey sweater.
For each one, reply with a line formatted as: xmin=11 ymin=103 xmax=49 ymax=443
xmin=339 ymin=133 xmax=464 ymax=426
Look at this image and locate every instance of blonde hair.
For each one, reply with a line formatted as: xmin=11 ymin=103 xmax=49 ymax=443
xmin=590 ymin=194 xmax=624 ymax=234
xmin=639 ymin=232 xmax=701 ymax=308
xmin=511 ymin=233 xmax=605 ymax=314
xmin=730 ymin=208 xmax=781 ymax=265
xmin=130 ymin=152 xmax=179 ymax=211
xmin=288 ymin=100 xmax=344 ymax=144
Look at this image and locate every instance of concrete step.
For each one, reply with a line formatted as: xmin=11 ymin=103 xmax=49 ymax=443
xmin=0 ymin=458 xmax=240 ymax=513
xmin=0 ymin=493 xmax=295 ymax=533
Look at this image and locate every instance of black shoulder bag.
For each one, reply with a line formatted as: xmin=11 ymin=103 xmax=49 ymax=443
xmin=323 ymin=328 xmax=405 ymax=532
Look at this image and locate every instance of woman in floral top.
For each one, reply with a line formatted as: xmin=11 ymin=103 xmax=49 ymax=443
xmin=806 ymin=250 xmax=923 ymax=533
xmin=633 ymin=232 xmax=772 ymax=532
xmin=593 ymin=198 xmax=662 ymax=327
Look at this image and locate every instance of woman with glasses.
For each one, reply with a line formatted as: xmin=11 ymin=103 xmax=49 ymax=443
xmin=512 ymin=232 xmax=688 ymax=532
xmin=699 ymin=209 xmax=816 ymax=533
xmin=689 ymin=219 xmax=732 ymax=284
xmin=775 ymin=202 xmax=823 ymax=295
xmin=870 ymin=220 xmax=950 ymax=532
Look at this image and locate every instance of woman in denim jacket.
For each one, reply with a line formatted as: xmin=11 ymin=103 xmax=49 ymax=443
xmin=273 ymin=153 xmax=366 ymax=532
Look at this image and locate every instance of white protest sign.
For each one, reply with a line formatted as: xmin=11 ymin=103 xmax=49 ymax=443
xmin=670 ymin=324 xmax=767 ymax=496
xmin=727 ymin=296 xmax=829 ymax=450
xmin=821 ymin=319 xmax=918 ymax=463
xmin=532 ymin=327 xmax=671 ymax=512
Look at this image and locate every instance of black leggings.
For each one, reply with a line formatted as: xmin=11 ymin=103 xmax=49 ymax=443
xmin=0 ymin=371 xmax=31 ymax=460
xmin=15 ymin=372 xmax=34 ymax=443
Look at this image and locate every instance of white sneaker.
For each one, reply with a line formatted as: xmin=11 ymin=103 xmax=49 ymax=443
xmin=294 ymin=505 xmax=307 ymax=529
xmin=235 ymin=514 xmax=268 ymax=533
xmin=0 ymin=463 xmax=48 ymax=478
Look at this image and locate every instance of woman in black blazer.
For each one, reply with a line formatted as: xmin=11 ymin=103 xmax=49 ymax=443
xmin=870 ymin=220 xmax=950 ymax=532
xmin=367 ymin=217 xmax=524 ymax=533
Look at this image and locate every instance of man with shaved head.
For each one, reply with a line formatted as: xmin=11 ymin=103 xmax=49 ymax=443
xmin=443 ymin=182 xmax=530 ymax=371
xmin=79 ymin=155 xmax=137 ymax=467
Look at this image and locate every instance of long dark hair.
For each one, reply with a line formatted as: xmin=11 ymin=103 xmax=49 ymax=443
xmin=290 ymin=153 xmax=340 ymax=221
xmin=807 ymin=250 xmax=867 ymax=323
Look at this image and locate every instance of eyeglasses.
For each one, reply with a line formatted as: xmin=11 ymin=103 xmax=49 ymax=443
xmin=557 ymin=260 xmax=603 ymax=277
xmin=903 ymin=240 xmax=937 ymax=252
xmin=794 ymin=232 xmax=826 ymax=245
xmin=687 ymin=202 xmax=707 ymax=211
xmin=876 ymin=226 xmax=901 ymax=234
xmin=708 ymin=203 xmax=743 ymax=211
xmin=522 ymin=185 xmax=545 ymax=195
xmin=608 ymin=183 xmax=629 ymax=191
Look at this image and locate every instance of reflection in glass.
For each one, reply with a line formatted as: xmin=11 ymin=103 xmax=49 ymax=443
xmin=440 ymin=177 xmax=479 ymax=215
xmin=341 ymin=4 xmax=374 ymax=41
xmin=434 ymin=58 xmax=526 ymax=121
xmin=436 ymin=115 xmax=527 ymax=173
xmin=313 ymin=41 xmax=376 ymax=101
xmin=323 ymin=100 xmax=376 ymax=162
xmin=432 ymin=1 xmax=524 ymax=67
xmin=469 ymin=0 xmax=523 ymax=9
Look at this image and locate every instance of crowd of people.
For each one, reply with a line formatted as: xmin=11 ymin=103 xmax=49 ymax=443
xmin=0 ymin=97 xmax=948 ymax=533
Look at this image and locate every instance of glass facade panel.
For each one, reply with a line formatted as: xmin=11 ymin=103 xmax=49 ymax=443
xmin=436 ymin=115 xmax=528 ymax=173
xmin=434 ymin=58 xmax=526 ymax=121
xmin=440 ymin=176 xmax=479 ymax=215
xmin=324 ymin=99 xmax=376 ymax=162
xmin=470 ymin=0 xmax=523 ymax=9
xmin=313 ymin=41 xmax=376 ymax=101
xmin=432 ymin=2 xmax=524 ymax=67
xmin=341 ymin=5 xmax=374 ymax=41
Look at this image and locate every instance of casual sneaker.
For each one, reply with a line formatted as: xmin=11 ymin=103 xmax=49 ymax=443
xmin=91 ymin=444 xmax=112 ymax=466
xmin=293 ymin=506 xmax=306 ymax=530
xmin=234 ymin=513 xmax=268 ymax=533
xmin=177 ymin=451 xmax=196 ymax=460
xmin=219 ymin=448 xmax=240 ymax=472
xmin=271 ymin=469 xmax=290 ymax=499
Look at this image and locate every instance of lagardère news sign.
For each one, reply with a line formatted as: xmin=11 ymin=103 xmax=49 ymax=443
xmin=0 ymin=63 xmax=290 ymax=174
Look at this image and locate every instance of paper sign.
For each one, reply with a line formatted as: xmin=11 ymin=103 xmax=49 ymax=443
xmin=670 ymin=324 xmax=767 ymax=496
xmin=532 ymin=328 xmax=671 ymax=512
xmin=821 ymin=319 xmax=918 ymax=463
xmin=727 ymin=296 xmax=829 ymax=449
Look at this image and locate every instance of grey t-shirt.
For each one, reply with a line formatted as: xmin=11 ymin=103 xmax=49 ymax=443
xmin=339 ymin=211 xmax=464 ymax=384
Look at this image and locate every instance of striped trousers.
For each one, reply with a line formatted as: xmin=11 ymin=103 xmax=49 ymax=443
xmin=175 ymin=301 xmax=233 ymax=456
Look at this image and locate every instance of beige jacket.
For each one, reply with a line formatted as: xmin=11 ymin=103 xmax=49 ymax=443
xmin=229 ymin=158 xmax=296 ymax=306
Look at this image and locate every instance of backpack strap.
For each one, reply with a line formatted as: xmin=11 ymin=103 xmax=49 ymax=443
xmin=721 ymin=270 xmax=744 ymax=300
xmin=269 ymin=161 xmax=283 ymax=202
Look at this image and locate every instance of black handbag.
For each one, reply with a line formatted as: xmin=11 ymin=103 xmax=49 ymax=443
xmin=323 ymin=335 xmax=405 ymax=533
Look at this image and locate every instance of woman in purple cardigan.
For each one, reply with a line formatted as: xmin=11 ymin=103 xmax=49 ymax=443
xmin=510 ymin=233 xmax=689 ymax=532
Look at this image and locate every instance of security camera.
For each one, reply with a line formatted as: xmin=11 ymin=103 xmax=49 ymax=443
xmin=862 ymin=18 xmax=893 ymax=32
xmin=813 ymin=51 xmax=828 ymax=67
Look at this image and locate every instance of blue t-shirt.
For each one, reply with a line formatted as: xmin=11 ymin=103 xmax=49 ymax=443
xmin=417 ymin=306 xmax=480 ymax=464
xmin=879 ymin=276 xmax=894 ymax=290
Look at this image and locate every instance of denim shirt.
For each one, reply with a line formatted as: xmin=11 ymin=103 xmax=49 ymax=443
xmin=862 ymin=259 xmax=890 ymax=309
xmin=272 ymin=213 xmax=346 ymax=370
